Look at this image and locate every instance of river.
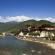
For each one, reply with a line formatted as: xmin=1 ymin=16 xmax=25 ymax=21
xmin=0 ymin=36 xmax=55 ymax=55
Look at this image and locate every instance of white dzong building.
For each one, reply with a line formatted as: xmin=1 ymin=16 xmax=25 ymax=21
xmin=19 ymin=31 xmax=24 ymax=36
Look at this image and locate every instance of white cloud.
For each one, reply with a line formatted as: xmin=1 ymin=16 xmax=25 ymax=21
xmin=34 ymin=17 xmax=55 ymax=22
xmin=0 ymin=16 xmax=33 ymax=22
xmin=45 ymin=17 xmax=55 ymax=22
xmin=0 ymin=16 xmax=55 ymax=22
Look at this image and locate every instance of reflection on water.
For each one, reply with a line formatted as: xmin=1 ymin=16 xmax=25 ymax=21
xmin=0 ymin=36 xmax=55 ymax=55
xmin=22 ymin=53 xmax=26 ymax=55
xmin=31 ymin=49 xmax=36 ymax=52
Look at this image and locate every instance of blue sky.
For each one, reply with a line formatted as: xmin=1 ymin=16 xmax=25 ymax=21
xmin=0 ymin=0 xmax=55 ymax=22
xmin=0 ymin=0 xmax=55 ymax=17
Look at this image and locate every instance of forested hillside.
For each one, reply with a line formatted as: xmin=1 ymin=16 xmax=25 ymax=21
xmin=0 ymin=20 xmax=55 ymax=32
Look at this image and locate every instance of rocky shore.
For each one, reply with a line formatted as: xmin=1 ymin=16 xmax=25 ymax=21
xmin=16 ymin=37 xmax=55 ymax=50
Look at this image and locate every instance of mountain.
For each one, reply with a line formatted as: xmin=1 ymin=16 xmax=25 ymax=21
xmin=0 ymin=21 xmax=19 ymax=32
xmin=0 ymin=20 xmax=55 ymax=32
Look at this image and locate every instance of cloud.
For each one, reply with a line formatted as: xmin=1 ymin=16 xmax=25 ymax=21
xmin=0 ymin=16 xmax=33 ymax=22
xmin=34 ymin=17 xmax=55 ymax=22
xmin=0 ymin=16 xmax=55 ymax=22
xmin=45 ymin=17 xmax=55 ymax=22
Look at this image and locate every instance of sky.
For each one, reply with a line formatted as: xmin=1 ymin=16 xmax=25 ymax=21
xmin=0 ymin=0 xmax=55 ymax=22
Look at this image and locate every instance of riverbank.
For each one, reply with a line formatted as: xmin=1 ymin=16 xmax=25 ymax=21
xmin=16 ymin=37 xmax=55 ymax=50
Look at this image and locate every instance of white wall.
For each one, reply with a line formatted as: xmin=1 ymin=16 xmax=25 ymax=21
xmin=19 ymin=31 xmax=24 ymax=36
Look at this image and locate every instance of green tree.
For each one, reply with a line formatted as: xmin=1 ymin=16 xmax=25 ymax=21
xmin=29 ymin=32 xmax=40 ymax=36
xmin=0 ymin=32 xmax=2 ymax=35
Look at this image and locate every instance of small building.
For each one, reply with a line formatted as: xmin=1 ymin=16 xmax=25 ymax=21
xmin=45 ymin=27 xmax=55 ymax=30
xmin=40 ymin=31 xmax=49 ymax=37
xmin=25 ymin=33 xmax=29 ymax=37
xmin=19 ymin=31 xmax=24 ymax=36
xmin=2 ymin=32 xmax=6 ymax=36
xmin=39 ymin=24 xmax=55 ymax=31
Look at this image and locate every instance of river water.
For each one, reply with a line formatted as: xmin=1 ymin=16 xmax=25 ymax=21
xmin=0 ymin=36 xmax=55 ymax=55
